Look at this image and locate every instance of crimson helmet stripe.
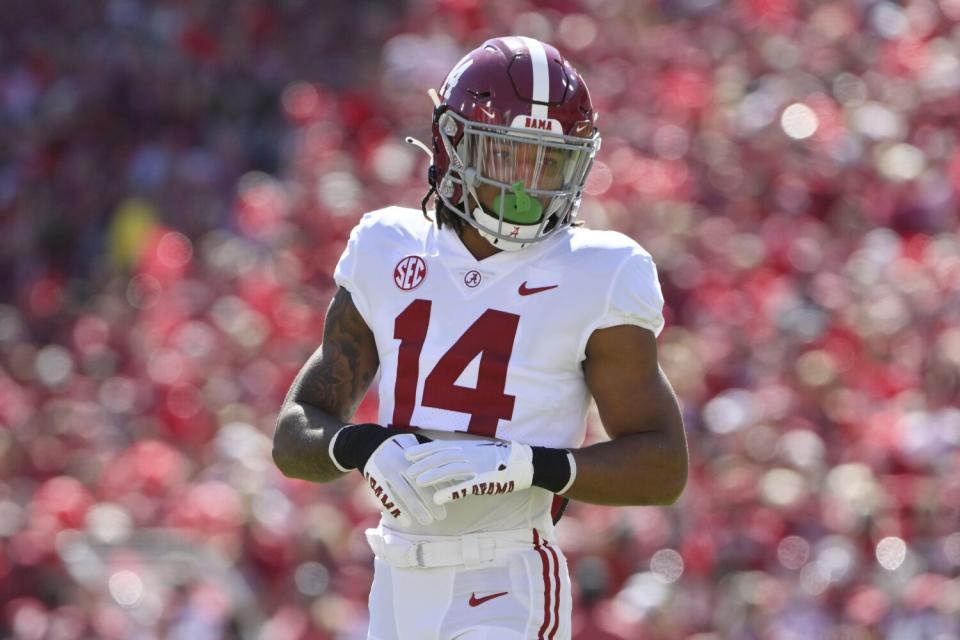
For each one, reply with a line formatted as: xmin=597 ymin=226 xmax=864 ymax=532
xmin=516 ymin=36 xmax=550 ymax=120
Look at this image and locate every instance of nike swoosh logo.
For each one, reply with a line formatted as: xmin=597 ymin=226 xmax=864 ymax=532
xmin=469 ymin=591 xmax=509 ymax=607
xmin=518 ymin=282 xmax=558 ymax=296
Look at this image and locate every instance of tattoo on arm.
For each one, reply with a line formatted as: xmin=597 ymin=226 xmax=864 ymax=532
xmin=273 ymin=288 xmax=380 ymax=482
xmin=292 ymin=288 xmax=380 ymax=421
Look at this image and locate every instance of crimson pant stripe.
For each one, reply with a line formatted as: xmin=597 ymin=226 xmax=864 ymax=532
xmin=533 ymin=529 xmax=552 ymax=639
xmin=544 ymin=541 xmax=561 ymax=639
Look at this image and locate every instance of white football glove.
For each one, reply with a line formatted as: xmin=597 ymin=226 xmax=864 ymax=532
xmin=404 ymin=439 xmax=535 ymax=506
xmin=361 ymin=434 xmax=458 ymax=527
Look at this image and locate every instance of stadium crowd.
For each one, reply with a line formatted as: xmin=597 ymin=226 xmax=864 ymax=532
xmin=2 ymin=0 xmax=959 ymax=638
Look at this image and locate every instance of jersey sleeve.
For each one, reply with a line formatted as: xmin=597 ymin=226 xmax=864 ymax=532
xmin=332 ymin=220 xmax=373 ymax=325
xmin=576 ymin=250 xmax=665 ymax=362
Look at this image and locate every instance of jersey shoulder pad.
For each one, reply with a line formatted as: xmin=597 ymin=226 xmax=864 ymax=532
xmin=355 ymin=206 xmax=430 ymax=234
xmin=353 ymin=206 xmax=432 ymax=249
xmin=565 ymin=227 xmax=652 ymax=264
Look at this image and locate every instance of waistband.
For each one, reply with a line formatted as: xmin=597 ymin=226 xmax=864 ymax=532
xmin=365 ymin=525 xmax=548 ymax=569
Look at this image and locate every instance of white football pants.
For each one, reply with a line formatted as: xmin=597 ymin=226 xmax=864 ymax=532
xmin=365 ymin=526 xmax=571 ymax=640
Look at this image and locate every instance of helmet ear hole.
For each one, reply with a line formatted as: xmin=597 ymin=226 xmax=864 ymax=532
xmin=440 ymin=113 xmax=459 ymax=137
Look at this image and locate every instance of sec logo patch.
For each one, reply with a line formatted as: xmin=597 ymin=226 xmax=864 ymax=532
xmin=394 ymin=256 xmax=427 ymax=290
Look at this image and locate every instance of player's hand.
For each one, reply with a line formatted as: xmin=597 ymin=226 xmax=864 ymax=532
xmin=362 ymin=433 xmax=453 ymax=527
xmin=405 ymin=440 xmax=534 ymax=506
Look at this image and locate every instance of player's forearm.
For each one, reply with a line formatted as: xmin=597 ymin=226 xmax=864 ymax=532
xmin=564 ymin=430 xmax=688 ymax=506
xmin=272 ymin=401 xmax=349 ymax=483
xmin=273 ymin=289 xmax=380 ymax=483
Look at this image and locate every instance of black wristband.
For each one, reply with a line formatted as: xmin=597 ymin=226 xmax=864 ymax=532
xmin=331 ymin=424 xmax=429 ymax=473
xmin=531 ymin=446 xmax=572 ymax=493
xmin=331 ymin=423 xmax=392 ymax=472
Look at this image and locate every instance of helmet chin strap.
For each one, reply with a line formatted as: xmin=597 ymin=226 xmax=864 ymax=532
xmin=470 ymin=203 xmax=542 ymax=251
xmin=461 ymin=167 xmax=545 ymax=251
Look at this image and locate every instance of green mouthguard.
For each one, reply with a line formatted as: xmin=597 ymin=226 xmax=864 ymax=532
xmin=493 ymin=181 xmax=542 ymax=224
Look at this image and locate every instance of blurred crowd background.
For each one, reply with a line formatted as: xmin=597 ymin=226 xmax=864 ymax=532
xmin=2 ymin=0 xmax=960 ymax=638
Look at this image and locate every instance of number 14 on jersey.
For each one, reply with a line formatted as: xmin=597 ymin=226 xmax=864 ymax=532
xmin=390 ymin=299 xmax=520 ymax=438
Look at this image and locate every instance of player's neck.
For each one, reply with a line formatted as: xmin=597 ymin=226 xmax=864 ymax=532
xmin=457 ymin=224 xmax=503 ymax=261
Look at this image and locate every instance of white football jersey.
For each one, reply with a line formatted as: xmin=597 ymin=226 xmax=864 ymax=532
xmin=334 ymin=207 xmax=665 ymax=537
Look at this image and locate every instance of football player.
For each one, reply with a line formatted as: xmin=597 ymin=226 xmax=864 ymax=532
xmin=274 ymin=36 xmax=688 ymax=640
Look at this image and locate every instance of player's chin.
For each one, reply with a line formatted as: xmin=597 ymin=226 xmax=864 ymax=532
xmin=467 ymin=192 xmax=496 ymax=216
